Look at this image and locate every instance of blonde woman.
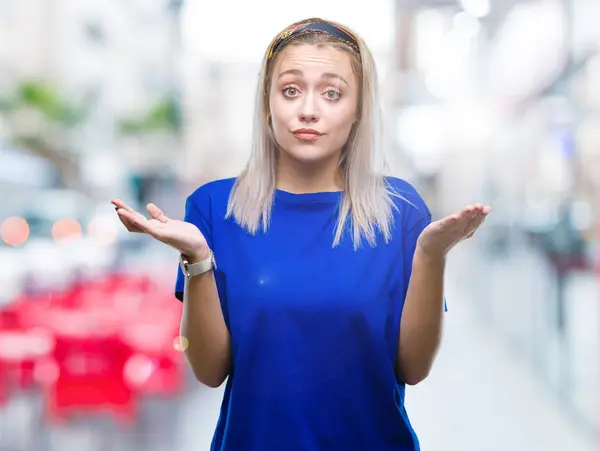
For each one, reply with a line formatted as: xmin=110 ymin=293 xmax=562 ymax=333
xmin=113 ymin=17 xmax=491 ymax=451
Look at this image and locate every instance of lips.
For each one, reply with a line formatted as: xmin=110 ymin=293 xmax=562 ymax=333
xmin=292 ymin=128 xmax=322 ymax=136
xmin=292 ymin=128 xmax=323 ymax=142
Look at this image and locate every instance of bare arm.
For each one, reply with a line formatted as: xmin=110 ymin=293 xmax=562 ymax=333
xmin=111 ymin=198 xmax=232 ymax=388
xmin=396 ymin=249 xmax=445 ymax=385
xmin=396 ymin=203 xmax=490 ymax=385
xmin=181 ymin=259 xmax=232 ymax=388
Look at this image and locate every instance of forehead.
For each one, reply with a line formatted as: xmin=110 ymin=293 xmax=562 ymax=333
xmin=273 ymin=44 xmax=355 ymax=80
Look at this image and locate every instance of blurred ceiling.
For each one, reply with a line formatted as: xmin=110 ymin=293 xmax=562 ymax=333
xmin=396 ymin=0 xmax=522 ymax=36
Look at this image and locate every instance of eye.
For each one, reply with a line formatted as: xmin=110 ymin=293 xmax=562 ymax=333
xmin=323 ymin=89 xmax=342 ymax=101
xmin=282 ymin=87 xmax=300 ymax=97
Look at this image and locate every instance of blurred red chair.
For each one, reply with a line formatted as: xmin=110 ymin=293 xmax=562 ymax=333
xmin=124 ymin=352 xmax=185 ymax=397
xmin=0 ymin=365 xmax=7 ymax=406
xmin=41 ymin=310 xmax=136 ymax=429
xmin=121 ymin=313 xmax=185 ymax=397
xmin=0 ymin=308 xmax=55 ymax=390
xmin=1 ymin=268 xmax=186 ymax=429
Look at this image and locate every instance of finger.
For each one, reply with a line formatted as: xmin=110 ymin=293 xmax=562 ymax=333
xmin=438 ymin=215 xmax=466 ymax=245
xmin=459 ymin=205 xmax=474 ymax=216
xmin=466 ymin=211 xmax=485 ymax=229
xmin=454 ymin=208 xmax=474 ymax=230
xmin=113 ymin=207 xmax=135 ymax=227
xmin=438 ymin=214 xmax=459 ymax=230
xmin=117 ymin=209 xmax=155 ymax=235
xmin=465 ymin=225 xmax=479 ymax=239
xmin=466 ymin=215 xmax=485 ymax=237
xmin=118 ymin=216 xmax=143 ymax=233
xmin=473 ymin=204 xmax=492 ymax=214
xmin=455 ymin=206 xmax=476 ymax=224
xmin=474 ymin=204 xmax=487 ymax=216
xmin=479 ymin=212 xmax=488 ymax=227
xmin=116 ymin=209 xmax=137 ymax=224
xmin=147 ymin=203 xmax=169 ymax=223
xmin=112 ymin=199 xmax=135 ymax=213
xmin=464 ymin=212 xmax=488 ymax=238
xmin=462 ymin=204 xmax=489 ymax=226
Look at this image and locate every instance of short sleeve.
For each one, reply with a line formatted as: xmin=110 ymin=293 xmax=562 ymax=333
xmin=174 ymin=192 xmax=213 ymax=301
xmin=402 ymin=208 xmax=448 ymax=312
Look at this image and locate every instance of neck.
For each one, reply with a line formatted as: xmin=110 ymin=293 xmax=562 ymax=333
xmin=276 ymin=152 xmax=343 ymax=194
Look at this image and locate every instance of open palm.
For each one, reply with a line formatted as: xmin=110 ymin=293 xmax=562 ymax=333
xmin=112 ymin=199 xmax=209 ymax=260
xmin=417 ymin=204 xmax=492 ymax=259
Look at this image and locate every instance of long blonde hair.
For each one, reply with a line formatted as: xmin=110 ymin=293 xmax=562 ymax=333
xmin=226 ymin=18 xmax=398 ymax=249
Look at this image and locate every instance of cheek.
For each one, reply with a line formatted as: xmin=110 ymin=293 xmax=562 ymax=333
xmin=269 ymin=98 xmax=291 ymax=132
xmin=270 ymin=114 xmax=287 ymax=140
xmin=329 ymin=109 xmax=356 ymax=139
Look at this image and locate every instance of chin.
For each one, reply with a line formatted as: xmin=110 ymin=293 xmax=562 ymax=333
xmin=285 ymin=145 xmax=336 ymax=164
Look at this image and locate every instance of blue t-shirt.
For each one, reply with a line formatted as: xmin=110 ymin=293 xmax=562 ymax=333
xmin=175 ymin=176 xmax=434 ymax=451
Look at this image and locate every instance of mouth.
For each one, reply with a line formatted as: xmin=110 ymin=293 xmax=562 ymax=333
xmin=292 ymin=129 xmax=323 ymax=141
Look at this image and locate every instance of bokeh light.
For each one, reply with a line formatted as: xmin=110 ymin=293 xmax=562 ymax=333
xmin=173 ymin=336 xmax=189 ymax=352
xmin=51 ymin=218 xmax=82 ymax=242
xmin=0 ymin=216 xmax=30 ymax=246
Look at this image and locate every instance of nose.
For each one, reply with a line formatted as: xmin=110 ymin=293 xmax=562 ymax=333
xmin=299 ymin=111 xmax=318 ymax=123
xmin=298 ymin=94 xmax=319 ymax=123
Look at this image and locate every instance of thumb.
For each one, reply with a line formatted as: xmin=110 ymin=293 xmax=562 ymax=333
xmin=146 ymin=203 xmax=169 ymax=223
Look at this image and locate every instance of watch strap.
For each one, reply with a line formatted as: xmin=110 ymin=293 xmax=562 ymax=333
xmin=179 ymin=251 xmax=216 ymax=279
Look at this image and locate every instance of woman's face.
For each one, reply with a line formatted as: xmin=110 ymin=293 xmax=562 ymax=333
xmin=269 ymin=43 xmax=359 ymax=165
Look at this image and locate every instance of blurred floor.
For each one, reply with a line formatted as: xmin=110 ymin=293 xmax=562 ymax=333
xmin=407 ymin=246 xmax=597 ymax=451
xmin=408 ymin=293 xmax=594 ymax=451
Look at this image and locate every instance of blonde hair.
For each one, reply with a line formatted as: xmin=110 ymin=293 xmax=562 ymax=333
xmin=226 ymin=18 xmax=398 ymax=249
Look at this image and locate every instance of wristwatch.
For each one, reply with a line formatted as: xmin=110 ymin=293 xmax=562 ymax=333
xmin=179 ymin=250 xmax=216 ymax=279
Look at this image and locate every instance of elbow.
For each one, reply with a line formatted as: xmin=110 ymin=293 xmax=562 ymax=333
xmin=190 ymin=367 xmax=228 ymax=388
xmin=398 ymin=342 xmax=441 ymax=386
xmin=198 ymin=374 xmax=227 ymax=388
xmin=403 ymin=371 xmax=429 ymax=386
xmin=401 ymin=364 xmax=433 ymax=386
xmin=184 ymin=352 xmax=229 ymax=388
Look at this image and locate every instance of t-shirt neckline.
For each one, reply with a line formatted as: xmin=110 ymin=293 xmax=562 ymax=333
xmin=274 ymin=189 xmax=343 ymax=205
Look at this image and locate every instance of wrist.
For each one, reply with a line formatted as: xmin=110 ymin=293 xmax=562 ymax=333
xmin=184 ymin=248 xmax=210 ymax=264
xmin=414 ymin=245 xmax=446 ymax=267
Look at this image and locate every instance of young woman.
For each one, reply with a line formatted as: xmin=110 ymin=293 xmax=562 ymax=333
xmin=113 ymin=17 xmax=491 ymax=451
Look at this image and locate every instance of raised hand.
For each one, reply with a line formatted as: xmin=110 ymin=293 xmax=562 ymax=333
xmin=417 ymin=204 xmax=491 ymax=260
xmin=111 ymin=199 xmax=209 ymax=261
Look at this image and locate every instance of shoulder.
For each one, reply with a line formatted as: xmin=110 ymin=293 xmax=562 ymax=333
xmin=189 ymin=177 xmax=236 ymax=200
xmin=187 ymin=177 xmax=236 ymax=210
xmin=384 ymin=176 xmax=431 ymax=226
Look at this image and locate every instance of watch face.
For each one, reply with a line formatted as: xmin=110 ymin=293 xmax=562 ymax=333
xmin=179 ymin=256 xmax=190 ymax=278
xmin=179 ymin=253 xmax=214 ymax=278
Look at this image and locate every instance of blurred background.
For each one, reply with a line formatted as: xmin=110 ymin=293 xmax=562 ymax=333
xmin=0 ymin=0 xmax=599 ymax=449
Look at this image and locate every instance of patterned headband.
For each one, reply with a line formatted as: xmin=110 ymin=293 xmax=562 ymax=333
xmin=268 ymin=20 xmax=361 ymax=61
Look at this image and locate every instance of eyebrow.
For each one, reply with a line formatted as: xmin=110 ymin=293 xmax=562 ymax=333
xmin=277 ymin=69 xmax=349 ymax=86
